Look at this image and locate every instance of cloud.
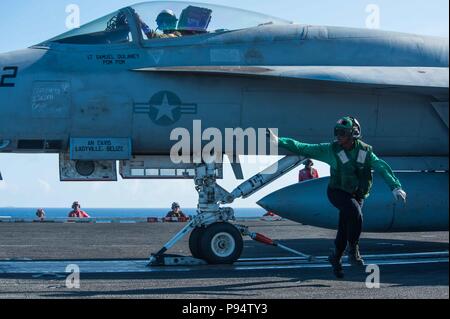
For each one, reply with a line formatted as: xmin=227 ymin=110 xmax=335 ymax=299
xmin=90 ymin=182 xmax=105 ymax=192
xmin=37 ymin=179 xmax=52 ymax=193
xmin=128 ymin=180 xmax=143 ymax=197
xmin=0 ymin=180 xmax=20 ymax=194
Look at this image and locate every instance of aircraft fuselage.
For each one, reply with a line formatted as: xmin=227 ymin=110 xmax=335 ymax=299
xmin=0 ymin=24 xmax=448 ymax=157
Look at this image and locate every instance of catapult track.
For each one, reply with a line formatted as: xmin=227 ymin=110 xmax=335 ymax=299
xmin=0 ymin=251 xmax=447 ymax=276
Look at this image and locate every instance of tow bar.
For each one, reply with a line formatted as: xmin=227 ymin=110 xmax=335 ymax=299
xmin=235 ymin=225 xmax=316 ymax=262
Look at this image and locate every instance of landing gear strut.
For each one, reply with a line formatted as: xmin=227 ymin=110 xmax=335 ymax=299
xmin=149 ymin=156 xmax=306 ymax=266
xmin=149 ymin=163 xmax=239 ymax=266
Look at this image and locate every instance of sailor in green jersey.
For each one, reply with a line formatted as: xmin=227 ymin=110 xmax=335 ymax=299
xmin=268 ymin=117 xmax=407 ymax=278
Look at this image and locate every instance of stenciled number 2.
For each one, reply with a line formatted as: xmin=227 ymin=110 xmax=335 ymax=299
xmin=0 ymin=67 xmax=18 ymax=87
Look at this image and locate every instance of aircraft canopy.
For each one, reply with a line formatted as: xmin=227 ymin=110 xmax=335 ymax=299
xmin=43 ymin=1 xmax=292 ymax=45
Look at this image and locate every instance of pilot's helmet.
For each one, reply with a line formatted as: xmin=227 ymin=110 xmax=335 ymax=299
xmin=72 ymin=201 xmax=80 ymax=209
xmin=156 ymin=9 xmax=178 ymax=31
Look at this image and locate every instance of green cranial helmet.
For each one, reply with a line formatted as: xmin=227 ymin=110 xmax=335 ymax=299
xmin=335 ymin=117 xmax=354 ymax=130
xmin=156 ymin=9 xmax=178 ymax=31
xmin=334 ymin=116 xmax=362 ymax=139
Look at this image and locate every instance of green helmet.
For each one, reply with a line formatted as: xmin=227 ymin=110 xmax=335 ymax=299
xmin=156 ymin=9 xmax=178 ymax=31
xmin=334 ymin=117 xmax=362 ymax=139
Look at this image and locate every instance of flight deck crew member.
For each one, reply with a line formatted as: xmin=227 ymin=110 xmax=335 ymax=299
xmin=68 ymin=201 xmax=91 ymax=218
xmin=166 ymin=202 xmax=187 ymax=219
xmin=299 ymin=159 xmax=319 ymax=182
xmin=268 ymin=117 xmax=407 ymax=278
xmin=36 ymin=208 xmax=46 ymax=221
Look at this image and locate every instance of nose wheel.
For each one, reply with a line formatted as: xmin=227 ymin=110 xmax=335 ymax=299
xmin=189 ymin=223 xmax=243 ymax=264
xmin=188 ymin=226 xmax=206 ymax=260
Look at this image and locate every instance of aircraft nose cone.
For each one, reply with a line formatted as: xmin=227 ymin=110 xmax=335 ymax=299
xmin=0 ymin=51 xmax=10 ymax=65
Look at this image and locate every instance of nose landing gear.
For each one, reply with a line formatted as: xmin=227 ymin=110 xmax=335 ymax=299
xmin=149 ymin=157 xmax=306 ymax=267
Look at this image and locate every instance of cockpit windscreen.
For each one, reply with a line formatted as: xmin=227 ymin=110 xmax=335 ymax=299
xmin=42 ymin=1 xmax=292 ymax=45
xmin=133 ymin=1 xmax=292 ymax=40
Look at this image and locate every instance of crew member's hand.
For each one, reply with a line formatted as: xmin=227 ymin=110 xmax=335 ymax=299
xmin=392 ymin=188 xmax=407 ymax=203
xmin=267 ymin=129 xmax=279 ymax=145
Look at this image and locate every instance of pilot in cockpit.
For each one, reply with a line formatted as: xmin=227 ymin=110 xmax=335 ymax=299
xmin=142 ymin=9 xmax=182 ymax=39
xmin=137 ymin=6 xmax=213 ymax=40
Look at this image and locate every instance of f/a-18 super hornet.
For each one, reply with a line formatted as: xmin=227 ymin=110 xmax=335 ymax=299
xmin=0 ymin=1 xmax=448 ymax=265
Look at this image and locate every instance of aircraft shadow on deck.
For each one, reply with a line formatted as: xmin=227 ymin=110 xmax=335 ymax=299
xmin=2 ymin=261 xmax=448 ymax=299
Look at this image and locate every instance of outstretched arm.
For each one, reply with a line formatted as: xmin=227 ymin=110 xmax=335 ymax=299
xmin=268 ymin=129 xmax=334 ymax=166
xmin=370 ymin=153 xmax=407 ymax=202
xmin=370 ymin=153 xmax=401 ymax=190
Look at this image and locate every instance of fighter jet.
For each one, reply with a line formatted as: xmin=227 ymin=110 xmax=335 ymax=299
xmin=0 ymin=1 xmax=448 ymax=264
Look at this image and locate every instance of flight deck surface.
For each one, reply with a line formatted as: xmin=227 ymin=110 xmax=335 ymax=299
xmin=0 ymin=220 xmax=447 ymax=299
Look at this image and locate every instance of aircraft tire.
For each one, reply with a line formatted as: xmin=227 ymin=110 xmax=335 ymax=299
xmin=199 ymin=222 xmax=243 ymax=264
xmin=189 ymin=227 xmax=206 ymax=259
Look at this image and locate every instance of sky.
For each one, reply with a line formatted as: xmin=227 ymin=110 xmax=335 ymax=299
xmin=0 ymin=0 xmax=448 ymax=209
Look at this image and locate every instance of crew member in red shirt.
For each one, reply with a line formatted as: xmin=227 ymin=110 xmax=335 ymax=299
xmin=299 ymin=159 xmax=319 ymax=182
xmin=166 ymin=202 xmax=187 ymax=218
xmin=68 ymin=201 xmax=91 ymax=218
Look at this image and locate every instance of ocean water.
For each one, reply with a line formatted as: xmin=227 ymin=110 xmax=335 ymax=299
xmin=0 ymin=207 xmax=267 ymax=219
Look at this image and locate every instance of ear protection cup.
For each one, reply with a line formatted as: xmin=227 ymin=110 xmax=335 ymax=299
xmin=349 ymin=117 xmax=362 ymax=139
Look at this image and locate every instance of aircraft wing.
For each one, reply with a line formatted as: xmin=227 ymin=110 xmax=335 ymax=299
xmin=133 ymin=66 xmax=449 ymax=96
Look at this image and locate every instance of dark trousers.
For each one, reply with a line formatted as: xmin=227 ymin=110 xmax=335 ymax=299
xmin=327 ymin=187 xmax=364 ymax=254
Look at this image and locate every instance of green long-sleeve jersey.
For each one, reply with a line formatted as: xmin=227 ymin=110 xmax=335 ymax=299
xmin=278 ymin=137 xmax=402 ymax=191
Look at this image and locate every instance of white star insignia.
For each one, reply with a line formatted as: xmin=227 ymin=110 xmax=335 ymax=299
xmin=151 ymin=93 xmax=179 ymax=121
